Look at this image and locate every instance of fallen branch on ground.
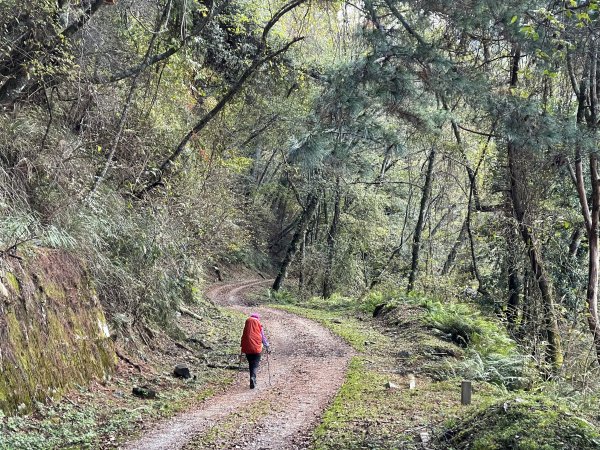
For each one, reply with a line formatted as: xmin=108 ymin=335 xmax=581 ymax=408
xmin=179 ymin=306 xmax=203 ymax=321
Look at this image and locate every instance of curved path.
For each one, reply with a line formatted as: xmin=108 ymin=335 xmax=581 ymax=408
xmin=124 ymin=280 xmax=353 ymax=450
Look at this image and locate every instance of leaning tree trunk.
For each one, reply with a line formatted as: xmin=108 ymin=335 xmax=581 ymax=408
xmin=273 ymin=193 xmax=319 ymax=291
xmin=298 ymin=229 xmax=306 ymax=293
xmin=506 ymin=225 xmax=521 ymax=330
xmin=506 ymin=265 xmax=520 ymax=329
xmin=407 ymin=146 xmax=436 ymax=293
xmin=441 ymin=218 xmax=467 ymax=276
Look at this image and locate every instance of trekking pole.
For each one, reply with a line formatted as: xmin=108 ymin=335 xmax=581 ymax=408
xmin=238 ymin=352 xmax=243 ymax=373
xmin=266 ymin=351 xmax=272 ymax=386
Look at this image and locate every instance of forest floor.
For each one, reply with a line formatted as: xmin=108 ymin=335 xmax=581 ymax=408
xmin=124 ymin=279 xmax=354 ymax=450
xmin=7 ymin=278 xmax=593 ymax=449
xmin=0 ymin=278 xmax=498 ymax=450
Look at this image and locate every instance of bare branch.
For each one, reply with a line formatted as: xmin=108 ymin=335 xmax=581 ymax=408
xmin=62 ymin=0 xmax=105 ymax=37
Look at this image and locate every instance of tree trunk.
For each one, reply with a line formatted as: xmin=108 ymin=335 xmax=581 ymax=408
xmin=441 ymin=217 xmax=467 ymax=275
xmin=506 ymin=227 xmax=521 ymax=330
xmin=273 ymin=193 xmax=319 ymax=291
xmin=568 ymin=43 xmax=600 ymax=363
xmin=517 ymin=267 xmax=531 ymax=340
xmin=587 ymin=199 xmax=600 ymax=356
xmin=583 ymin=151 xmax=600 ymax=362
xmin=506 ymin=265 xmax=520 ymax=329
xmin=508 ymin=141 xmax=563 ymax=370
xmin=323 ymin=180 xmax=342 ymax=298
xmin=298 ymin=229 xmax=306 ymax=294
xmin=568 ymin=226 xmax=584 ymax=258
xmin=251 ymin=147 xmax=263 ymax=179
xmin=506 ymin=47 xmax=562 ymax=369
xmin=407 ymin=146 xmax=436 ymax=292
xmin=585 ymin=45 xmax=600 ymax=362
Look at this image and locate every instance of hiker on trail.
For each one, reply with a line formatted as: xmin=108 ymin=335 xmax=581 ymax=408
xmin=240 ymin=313 xmax=270 ymax=389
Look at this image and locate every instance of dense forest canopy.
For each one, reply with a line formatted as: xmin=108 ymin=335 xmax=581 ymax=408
xmin=4 ymin=0 xmax=600 ymax=383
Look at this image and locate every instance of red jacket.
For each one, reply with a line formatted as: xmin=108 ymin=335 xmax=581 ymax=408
xmin=241 ymin=316 xmax=264 ymax=354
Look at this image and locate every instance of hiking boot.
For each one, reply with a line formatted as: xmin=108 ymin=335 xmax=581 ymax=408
xmin=250 ymin=376 xmax=256 ymax=389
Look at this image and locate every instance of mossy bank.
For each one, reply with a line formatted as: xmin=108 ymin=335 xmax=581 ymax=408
xmin=0 ymin=248 xmax=115 ymax=414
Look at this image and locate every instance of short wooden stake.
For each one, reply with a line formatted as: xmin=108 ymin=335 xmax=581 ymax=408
xmin=461 ymin=380 xmax=472 ymax=405
xmin=408 ymin=374 xmax=416 ymax=390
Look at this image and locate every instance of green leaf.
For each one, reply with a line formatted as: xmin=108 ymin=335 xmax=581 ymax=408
xmin=577 ymin=11 xmax=591 ymax=23
xmin=510 ymin=15 xmax=518 ymax=24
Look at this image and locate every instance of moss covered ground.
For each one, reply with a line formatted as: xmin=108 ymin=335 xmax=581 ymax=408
xmin=439 ymin=396 xmax=600 ymax=449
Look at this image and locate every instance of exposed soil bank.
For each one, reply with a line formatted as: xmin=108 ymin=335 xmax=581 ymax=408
xmin=0 ymin=249 xmax=114 ymax=414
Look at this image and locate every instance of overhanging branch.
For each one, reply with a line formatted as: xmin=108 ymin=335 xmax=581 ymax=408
xmin=135 ymin=36 xmax=305 ymax=198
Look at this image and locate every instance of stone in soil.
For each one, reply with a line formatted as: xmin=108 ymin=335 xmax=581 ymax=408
xmin=174 ymin=364 xmax=192 ymax=379
xmin=132 ymin=386 xmax=157 ymax=399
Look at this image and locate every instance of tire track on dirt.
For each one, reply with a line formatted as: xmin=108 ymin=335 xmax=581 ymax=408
xmin=124 ymin=280 xmax=353 ymax=450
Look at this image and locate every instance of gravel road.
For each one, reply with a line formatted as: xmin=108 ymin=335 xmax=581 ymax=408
xmin=124 ymin=280 xmax=353 ymax=450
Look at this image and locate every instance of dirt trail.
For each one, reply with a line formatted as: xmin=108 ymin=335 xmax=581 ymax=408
xmin=124 ymin=280 xmax=353 ymax=450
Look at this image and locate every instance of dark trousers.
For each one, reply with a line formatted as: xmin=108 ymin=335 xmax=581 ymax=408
xmin=246 ymin=353 xmax=261 ymax=383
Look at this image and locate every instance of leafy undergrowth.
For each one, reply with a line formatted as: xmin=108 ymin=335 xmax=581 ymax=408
xmin=0 ymin=302 xmax=246 ymax=450
xmin=268 ymin=289 xmax=600 ymax=450
xmin=375 ymin=292 xmax=535 ymax=389
xmin=312 ymin=357 xmax=489 ymax=450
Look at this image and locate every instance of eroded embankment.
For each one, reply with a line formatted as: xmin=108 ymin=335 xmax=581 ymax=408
xmin=0 ymin=249 xmax=115 ymax=413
